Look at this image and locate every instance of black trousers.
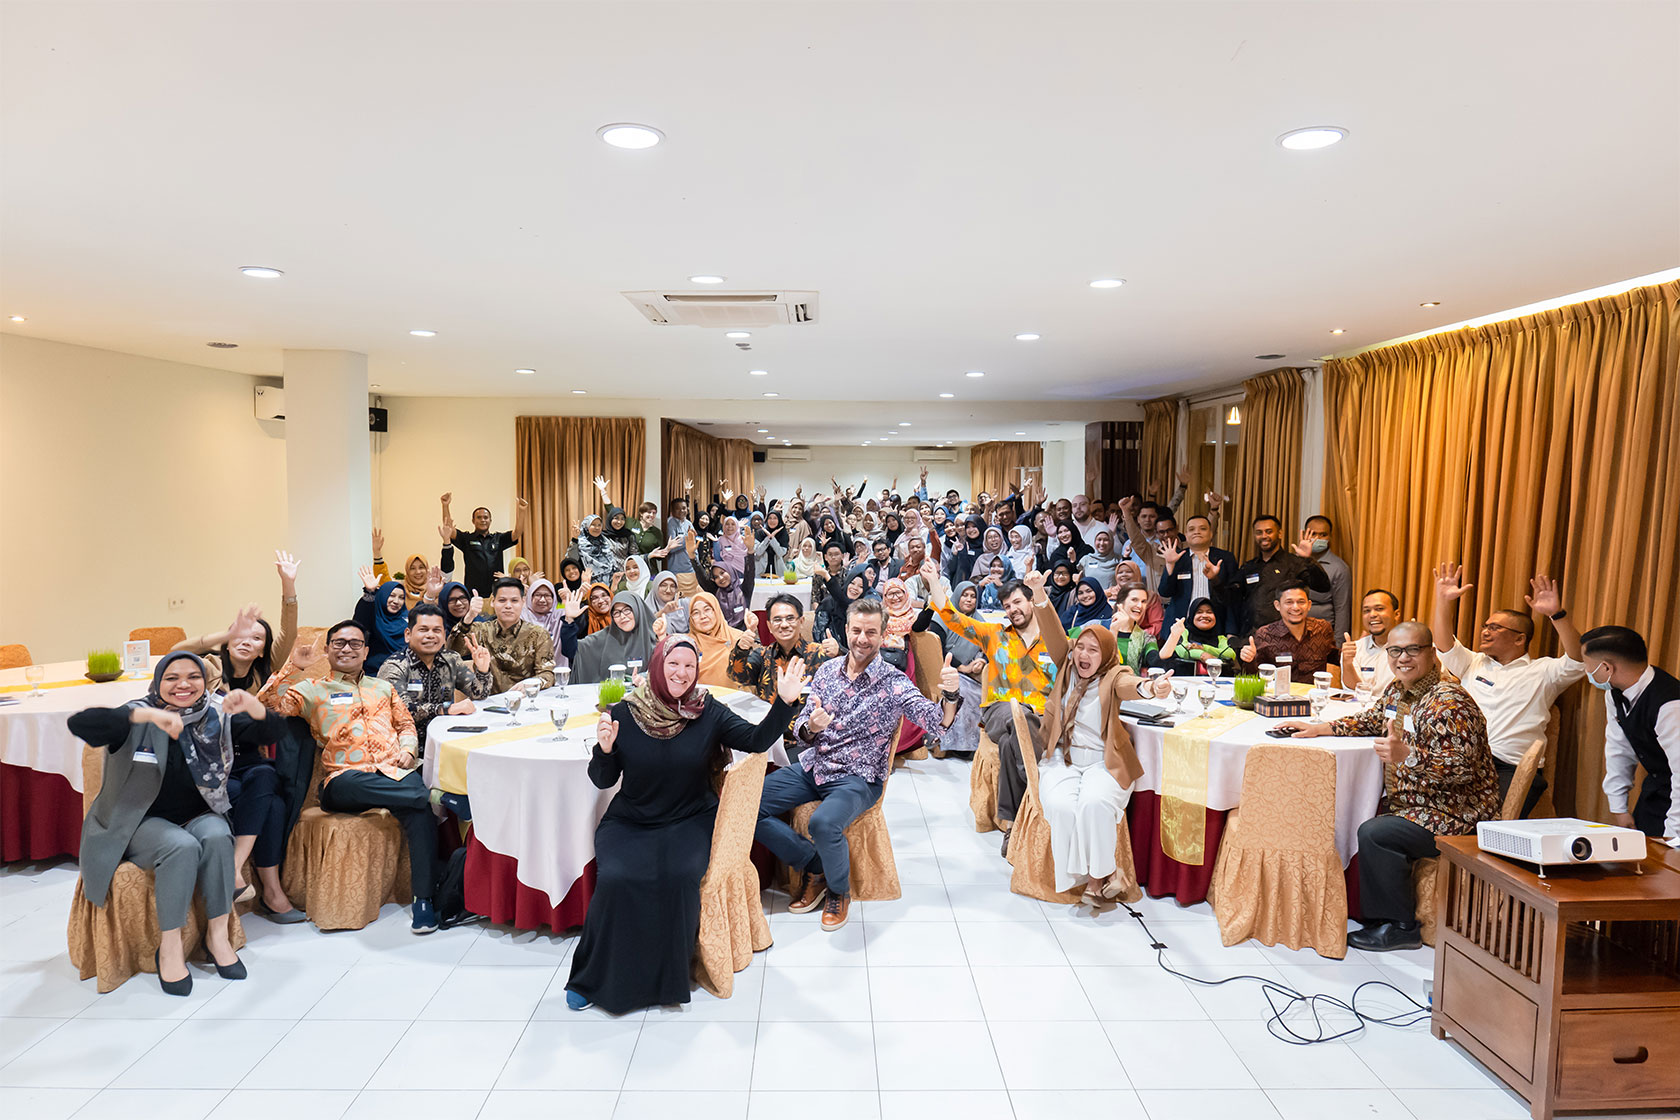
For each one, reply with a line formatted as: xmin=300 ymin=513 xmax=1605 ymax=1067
xmin=983 ymin=702 xmax=1042 ymax=825
xmin=228 ymin=763 xmax=286 ymax=868
xmin=318 ymin=770 xmax=437 ymax=900
xmin=1356 ymin=814 xmax=1439 ymax=924
xmin=1493 ymin=758 xmax=1546 ymax=819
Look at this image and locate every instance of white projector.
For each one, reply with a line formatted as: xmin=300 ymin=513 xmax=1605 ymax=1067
xmin=1476 ymin=817 xmax=1647 ymax=873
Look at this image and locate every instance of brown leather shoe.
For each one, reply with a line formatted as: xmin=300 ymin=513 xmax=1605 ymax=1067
xmin=788 ymin=871 xmax=828 ymax=915
xmin=821 ymin=892 xmax=850 ymax=931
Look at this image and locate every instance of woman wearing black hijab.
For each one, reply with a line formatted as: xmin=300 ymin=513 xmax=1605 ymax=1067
xmin=1045 ymin=560 xmax=1079 ymax=618
xmin=942 ymin=515 xmax=988 ymax=585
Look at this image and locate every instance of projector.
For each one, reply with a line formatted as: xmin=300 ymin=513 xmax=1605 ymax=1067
xmin=1476 ymin=817 xmax=1647 ymax=874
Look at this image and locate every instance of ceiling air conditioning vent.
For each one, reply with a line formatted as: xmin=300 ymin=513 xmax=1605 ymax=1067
xmin=911 ymin=448 xmax=958 ymax=463
xmin=623 ymin=290 xmax=818 ymax=328
xmin=765 ymin=446 xmax=812 ymax=462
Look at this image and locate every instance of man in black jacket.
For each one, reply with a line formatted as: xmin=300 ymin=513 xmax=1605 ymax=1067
xmin=1232 ymin=514 xmax=1330 ymax=637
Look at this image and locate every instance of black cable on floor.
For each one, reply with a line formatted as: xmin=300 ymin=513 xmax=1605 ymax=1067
xmin=1120 ymin=902 xmax=1433 ymax=1045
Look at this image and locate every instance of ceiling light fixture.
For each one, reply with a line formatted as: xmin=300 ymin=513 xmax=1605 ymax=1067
xmin=1015 ymin=431 xmax=1027 ymax=436
xmin=596 ymin=123 xmax=664 ymax=149
xmin=515 ymin=368 xmax=535 ymax=375
xmin=1419 ymin=301 xmax=1441 ymax=307
xmin=409 ymin=329 xmax=437 ymax=337
xmin=1278 ymin=126 xmax=1347 ymax=151
xmin=1014 ymin=332 xmax=1040 ymax=341
xmin=939 ymin=392 xmax=954 ymax=398
xmin=966 ymin=370 xmax=984 ymax=378
xmin=8 ymin=315 xmax=25 ymax=323
xmin=898 ymin=422 xmax=911 ymax=427
xmin=782 ymin=440 xmax=791 ymax=445
xmin=725 ymin=331 xmax=751 ymax=340
xmin=689 ymin=274 xmax=726 ymax=285
xmin=1330 ymin=329 xmax=1346 ymax=335
xmin=763 ymin=392 xmax=778 ymax=398
xmin=239 ymin=266 xmax=283 ymax=279
xmin=749 ymin=369 xmax=768 ymax=376
xmin=370 ymin=384 xmax=381 ymax=390
xmin=1089 ymin=278 xmax=1126 ymax=289
xmin=1227 ymin=406 xmax=1242 ymax=425
xmin=572 ymin=389 xmax=587 ymax=395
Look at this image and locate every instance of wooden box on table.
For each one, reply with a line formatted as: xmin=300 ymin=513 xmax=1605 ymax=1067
xmin=1430 ymin=835 xmax=1680 ymax=1120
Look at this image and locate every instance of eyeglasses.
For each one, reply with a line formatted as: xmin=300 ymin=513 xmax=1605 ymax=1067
xmin=1385 ymin=644 xmax=1431 ymax=659
xmin=1480 ymin=621 xmax=1524 ymax=636
xmin=327 ymin=639 xmax=366 ymax=650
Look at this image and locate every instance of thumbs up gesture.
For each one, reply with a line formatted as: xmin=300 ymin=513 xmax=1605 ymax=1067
xmin=1340 ymin=631 xmax=1358 ymax=663
xmin=1373 ymin=716 xmax=1410 ymax=765
xmin=808 ymin=698 xmax=834 ymax=735
xmin=1240 ymin=636 xmax=1258 ymax=663
xmin=938 ymin=652 xmax=960 ymax=694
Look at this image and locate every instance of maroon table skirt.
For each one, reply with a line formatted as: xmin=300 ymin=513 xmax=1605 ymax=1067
xmin=463 ymin=837 xmax=595 ymax=932
xmin=1126 ymin=789 xmax=1363 ymax=918
xmin=1 ymin=761 xmax=82 ymax=862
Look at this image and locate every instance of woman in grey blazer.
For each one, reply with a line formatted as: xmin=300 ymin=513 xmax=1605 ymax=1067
xmin=70 ymin=652 xmax=278 ymax=995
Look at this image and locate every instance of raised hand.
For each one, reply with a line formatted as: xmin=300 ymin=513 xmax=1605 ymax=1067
xmin=1373 ymin=716 xmax=1410 ymax=765
xmin=595 ymin=713 xmax=619 ymax=754
xmin=721 ymin=485 xmax=735 ymax=503
xmin=274 ymin=550 xmax=299 ymax=584
xmin=438 ymin=518 xmax=455 ymax=543
xmin=358 ymin=565 xmax=378 ymax=592
xmin=776 ymin=657 xmax=809 ymax=704
xmin=464 ymin=633 xmax=492 ymax=674
xmin=1201 ymin=557 xmax=1221 ymax=581
xmin=293 ymin=635 xmax=327 ymax=674
xmin=962 ymin=655 xmax=985 ymax=675
xmin=684 ymin=477 xmax=694 ymax=493
xmin=1341 ymin=631 xmax=1357 ymax=663
xmin=592 ymin=475 xmax=609 ymax=493
xmin=1433 ymin=562 xmax=1473 ymax=602
xmin=221 ymin=689 xmax=264 ymax=718
xmin=938 ymin=653 xmax=960 ymax=694
xmin=1119 ymin=495 xmax=1138 ymax=519
xmin=229 ymin=602 xmax=264 ymax=642
xmin=134 ymin=707 xmax=185 ymax=738
xmin=735 ymin=632 xmax=756 ymax=651
xmin=1205 ymin=491 xmax=1225 ymax=510
xmin=1524 ymin=574 xmax=1562 ymax=618
xmin=426 ymin=565 xmax=444 ymax=601
xmin=563 ymin=589 xmax=586 ymax=618
xmin=819 ymin=636 xmax=840 ymax=657
xmin=807 ymin=698 xmax=834 ymax=735
xmin=517 ymin=497 xmax=530 ymax=512
xmin=371 ymin=528 xmax=385 ymax=556
xmin=1176 ymin=465 xmax=1192 ymax=487
xmin=1240 ymin=636 xmax=1258 ymax=663
xmin=1148 ymin=669 xmax=1175 ymax=700
xmin=919 ymin=558 xmax=940 ymax=585
xmin=1291 ymin=534 xmax=1315 ymax=558
xmin=1023 ymin=568 xmax=1047 ymax=597
xmin=1159 ymin=540 xmax=1185 ymax=569
xmin=468 ymin=593 xmax=483 ymax=618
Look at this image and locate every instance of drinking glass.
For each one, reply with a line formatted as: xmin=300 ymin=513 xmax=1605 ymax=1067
xmin=1203 ymin=657 xmax=1222 ymax=683
xmin=1170 ymin=680 xmax=1189 ymax=713
xmin=546 ymin=699 xmax=570 ymax=742
xmin=24 ymin=664 xmax=46 ymax=698
xmin=505 ymin=690 xmax=525 ymax=719
xmin=1309 ymin=687 xmax=1329 ymax=722
xmin=556 ymin=666 xmax=572 ymax=692
xmin=1313 ymin=670 xmax=1333 ymax=693
xmin=609 ymin=663 xmax=627 ymax=684
xmin=1356 ymin=665 xmax=1375 ymax=702
xmin=1196 ymin=683 xmax=1216 ymax=714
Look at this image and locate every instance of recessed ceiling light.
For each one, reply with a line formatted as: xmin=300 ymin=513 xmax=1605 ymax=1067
xmin=1015 ymin=431 xmax=1027 ymax=436
xmin=762 ymin=392 xmax=778 ymax=398
xmin=571 ymin=389 xmax=587 ymax=395
xmin=725 ymin=331 xmax=751 ymax=339
xmin=515 ymin=368 xmax=535 ymax=375
xmin=409 ymin=329 xmax=437 ymax=337
xmin=898 ymin=422 xmax=911 ymax=427
xmin=1089 ymin=278 xmax=1126 ymax=289
xmin=939 ymin=392 xmax=954 ymax=398
xmin=1329 ymin=329 xmax=1346 ymax=335
xmin=1014 ymin=332 xmax=1040 ymax=341
xmin=782 ymin=440 xmax=791 ymax=445
xmin=370 ymin=383 xmax=381 ymax=389
xmin=1419 ymin=301 xmax=1441 ymax=308
xmin=966 ymin=370 xmax=985 ymax=378
xmin=239 ymin=266 xmax=283 ymax=279
xmin=8 ymin=315 xmax=25 ymax=323
xmin=1278 ymin=126 xmax=1347 ymax=151
xmin=1254 ymin=353 xmax=1286 ymax=360
xmin=862 ymin=442 xmax=871 ymax=447
xmin=596 ymin=123 xmax=664 ymax=149
xmin=748 ymin=369 xmax=768 ymax=376
xmin=689 ymin=275 xmax=726 ymax=285
xmin=206 ymin=341 xmax=238 ymax=348
xmin=757 ymin=428 xmax=769 ymax=433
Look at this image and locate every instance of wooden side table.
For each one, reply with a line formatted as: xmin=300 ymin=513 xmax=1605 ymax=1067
xmin=1431 ymin=835 xmax=1680 ymax=1119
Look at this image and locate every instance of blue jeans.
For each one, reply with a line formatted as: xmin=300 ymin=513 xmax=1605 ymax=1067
xmin=755 ymin=764 xmax=882 ymax=898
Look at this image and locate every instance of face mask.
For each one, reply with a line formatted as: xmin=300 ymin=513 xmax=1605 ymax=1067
xmin=1309 ymin=539 xmax=1329 ymax=555
xmin=1588 ymin=663 xmax=1615 ymax=691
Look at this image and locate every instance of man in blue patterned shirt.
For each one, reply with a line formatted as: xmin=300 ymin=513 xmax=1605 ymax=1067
xmin=756 ymin=597 xmax=960 ymax=931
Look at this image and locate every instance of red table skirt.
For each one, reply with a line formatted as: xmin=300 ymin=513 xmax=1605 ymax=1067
xmin=463 ymin=837 xmax=594 ymax=932
xmin=1 ymin=761 xmax=82 ymax=862
xmin=1127 ymin=789 xmax=1363 ymax=917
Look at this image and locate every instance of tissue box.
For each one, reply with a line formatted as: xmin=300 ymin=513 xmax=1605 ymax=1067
xmin=1254 ymin=695 xmax=1311 ymax=719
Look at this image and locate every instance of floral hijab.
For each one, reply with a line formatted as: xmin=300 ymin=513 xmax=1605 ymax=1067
xmin=125 ymin=652 xmax=234 ymax=813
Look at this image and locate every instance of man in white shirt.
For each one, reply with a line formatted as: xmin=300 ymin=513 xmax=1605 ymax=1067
xmin=1432 ymin=564 xmax=1585 ymax=817
xmin=1582 ymin=626 xmax=1679 ymax=841
xmin=1341 ymin=589 xmax=1401 ymax=694
xmin=1071 ymin=494 xmax=1103 ymax=547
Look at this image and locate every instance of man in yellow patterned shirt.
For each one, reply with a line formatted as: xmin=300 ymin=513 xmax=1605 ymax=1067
xmin=260 ymin=620 xmax=439 ymax=933
xmin=922 ymin=559 xmax=1055 ymax=848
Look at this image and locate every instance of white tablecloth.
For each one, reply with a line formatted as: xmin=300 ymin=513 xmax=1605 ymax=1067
xmin=750 ymin=580 xmax=811 ymax=613
xmin=1121 ymin=688 xmax=1384 ymax=866
xmin=424 ymin=682 xmax=782 ymax=907
xmin=0 ymin=659 xmax=156 ymax=791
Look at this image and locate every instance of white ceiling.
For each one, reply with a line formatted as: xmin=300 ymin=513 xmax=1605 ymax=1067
xmin=3 ymin=0 xmax=1676 ymax=442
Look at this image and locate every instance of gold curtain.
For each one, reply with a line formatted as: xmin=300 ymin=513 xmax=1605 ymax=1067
xmin=970 ymin=441 xmax=1044 ymax=500
xmin=1224 ymin=368 xmax=1304 ymax=554
xmin=515 ymin=416 xmax=646 ymax=573
xmin=1322 ymin=279 xmax=1680 ymax=821
xmin=1140 ymin=398 xmax=1178 ymax=504
xmin=661 ymin=421 xmax=756 ymax=509
xmin=719 ymin=439 xmax=757 ymax=500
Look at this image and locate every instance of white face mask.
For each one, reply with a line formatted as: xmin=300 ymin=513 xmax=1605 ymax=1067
xmin=1588 ymin=662 xmax=1615 ymax=691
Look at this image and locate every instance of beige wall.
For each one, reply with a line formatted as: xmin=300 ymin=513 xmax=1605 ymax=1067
xmin=0 ymin=336 xmax=291 ymax=662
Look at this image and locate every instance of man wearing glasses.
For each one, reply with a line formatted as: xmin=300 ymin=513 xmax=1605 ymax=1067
xmin=1278 ymin=621 xmax=1499 ymax=952
xmin=1430 ymin=563 xmax=1584 ymax=817
xmin=259 ymin=620 xmax=439 ymax=934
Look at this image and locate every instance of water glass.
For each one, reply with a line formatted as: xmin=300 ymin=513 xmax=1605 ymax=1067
xmin=609 ymin=663 xmax=627 ymax=684
xmin=547 ymin=701 xmax=570 ymax=742
xmin=1196 ymin=682 xmax=1216 ymax=714
xmin=505 ymin=690 xmax=525 ymax=719
xmin=556 ymin=666 xmax=572 ymax=691
xmin=1170 ymin=680 xmax=1189 ymax=713
xmin=1203 ymin=657 xmax=1222 ymax=682
xmin=1356 ymin=665 xmax=1375 ymax=701
xmin=1309 ymin=687 xmax=1329 ymax=722
xmin=24 ymin=664 xmax=46 ymax=697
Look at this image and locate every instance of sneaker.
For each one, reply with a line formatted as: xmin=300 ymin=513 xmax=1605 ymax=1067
xmin=820 ymin=892 xmax=850 ymax=931
xmin=788 ymin=871 xmax=828 ymax=915
xmin=564 ymin=988 xmax=593 ymax=1011
xmin=411 ymin=898 xmax=438 ymax=934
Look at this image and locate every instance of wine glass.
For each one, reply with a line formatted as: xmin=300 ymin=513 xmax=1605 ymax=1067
xmin=1196 ymin=682 xmax=1216 ymax=714
xmin=1170 ymin=679 xmax=1189 ymax=713
xmin=505 ymin=690 xmax=525 ymax=720
xmin=1203 ymin=656 xmax=1222 ymax=683
xmin=556 ymin=665 xmax=572 ymax=693
xmin=1355 ymin=664 xmax=1375 ymax=703
xmin=1309 ymin=687 xmax=1329 ymax=722
xmin=24 ymin=664 xmax=46 ymax=698
xmin=546 ymin=698 xmax=570 ymax=742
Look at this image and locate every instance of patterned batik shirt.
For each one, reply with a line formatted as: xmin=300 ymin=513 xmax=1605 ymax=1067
xmin=728 ymin=639 xmax=836 ymax=703
xmin=1252 ymin=617 xmax=1340 ymax=679
xmin=1327 ymin=669 xmax=1500 ymax=835
xmin=792 ymin=654 xmax=947 ymax=785
xmin=377 ymin=649 xmax=494 ymax=750
xmin=469 ymin=619 xmax=557 ymax=692
xmin=935 ymin=602 xmax=1054 ymax=713
xmin=260 ymin=667 xmax=418 ymax=785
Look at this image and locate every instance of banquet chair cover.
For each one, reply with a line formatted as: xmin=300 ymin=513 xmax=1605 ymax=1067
xmin=970 ymin=730 xmax=1001 ymax=833
xmin=0 ymin=643 xmax=31 ymax=669
xmin=67 ymin=747 xmax=247 ymax=993
xmin=906 ymin=630 xmax=946 ymax=759
xmin=1208 ymin=743 xmax=1347 ymax=959
xmin=789 ymin=729 xmax=902 ymax=901
xmin=1005 ymin=702 xmax=1141 ymax=904
xmin=128 ymin=627 xmax=187 ymax=656
xmin=693 ymin=751 xmax=772 ymax=998
xmin=281 ymin=749 xmax=411 ymax=931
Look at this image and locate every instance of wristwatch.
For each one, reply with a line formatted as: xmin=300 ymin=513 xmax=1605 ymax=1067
xmin=1551 ymin=608 xmax=1568 ymax=621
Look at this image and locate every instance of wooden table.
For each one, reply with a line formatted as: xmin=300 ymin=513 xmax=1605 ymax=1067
xmin=1430 ymin=835 xmax=1680 ymax=1119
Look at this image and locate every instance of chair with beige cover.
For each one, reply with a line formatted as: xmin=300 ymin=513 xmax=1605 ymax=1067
xmin=788 ymin=728 xmax=902 ymax=901
xmin=1208 ymin=743 xmax=1347 ymax=959
xmin=1004 ymin=702 xmax=1141 ymax=904
xmin=693 ymin=752 xmax=772 ymax=997
xmin=906 ymin=630 xmax=946 ymax=759
xmin=1413 ymin=732 xmax=1547 ymax=946
xmin=0 ymin=643 xmax=31 ymax=670
xmin=281 ymin=750 xmax=411 ymax=930
xmin=67 ymin=747 xmax=249 ymax=993
xmin=970 ymin=729 xmax=1002 ymax=832
xmin=128 ymin=627 xmax=187 ymax=656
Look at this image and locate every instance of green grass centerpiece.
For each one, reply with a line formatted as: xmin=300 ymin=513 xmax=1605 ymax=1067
xmin=86 ymin=649 xmax=123 ymax=683
xmin=1231 ymin=674 xmax=1266 ymax=710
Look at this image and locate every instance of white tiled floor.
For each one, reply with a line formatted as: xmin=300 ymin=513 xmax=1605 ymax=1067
xmin=2 ymin=755 xmax=1672 ymax=1120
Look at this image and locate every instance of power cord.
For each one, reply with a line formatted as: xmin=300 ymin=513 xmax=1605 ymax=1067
xmin=1120 ymin=902 xmax=1433 ymax=1045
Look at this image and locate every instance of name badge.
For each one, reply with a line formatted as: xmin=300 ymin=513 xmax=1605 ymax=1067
xmin=1384 ymin=703 xmax=1399 ymax=722
xmin=133 ymin=744 xmax=159 ymax=765
xmin=406 ymin=681 xmax=423 ymax=695
xmin=1178 ymin=573 xmax=1192 ymax=580
xmin=329 ymin=691 xmax=353 ymax=704
xmin=1474 ymin=676 xmax=1495 ymax=688
xmin=1245 ymin=574 xmax=1260 ymax=585
xmin=1403 ymin=714 xmax=1416 ymax=734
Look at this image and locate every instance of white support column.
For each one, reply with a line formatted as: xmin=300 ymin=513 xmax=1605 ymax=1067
xmin=642 ymin=405 xmax=664 ymax=508
xmin=282 ymin=349 xmax=372 ymax=620
xmin=1299 ymin=365 xmax=1326 ymax=520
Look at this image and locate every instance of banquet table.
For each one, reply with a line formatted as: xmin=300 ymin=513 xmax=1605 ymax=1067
xmin=0 ymin=658 xmax=156 ymax=861
xmin=424 ymin=682 xmax=781 ymax=932
xmin=1114 ymin=683 xmax=1384 ymax=911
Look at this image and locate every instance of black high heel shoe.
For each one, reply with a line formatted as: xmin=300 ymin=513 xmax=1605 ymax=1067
xmin=212 ymin=956 xmax=247 ymax=981
xmin=154 ymin=948 xmax=192 ymax=996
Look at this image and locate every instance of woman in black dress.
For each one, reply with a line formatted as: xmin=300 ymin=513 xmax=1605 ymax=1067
xmin=564 ymin=635 xmax=805 ymax=1013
